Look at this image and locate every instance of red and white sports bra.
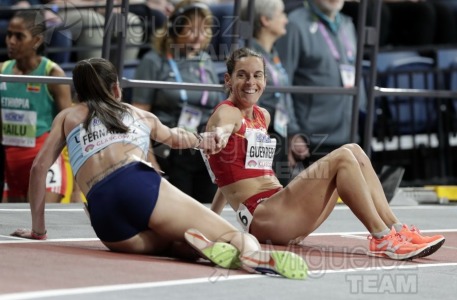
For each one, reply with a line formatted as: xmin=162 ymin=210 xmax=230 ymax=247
xmin=208 ymin=100 xmax=276 ymax=187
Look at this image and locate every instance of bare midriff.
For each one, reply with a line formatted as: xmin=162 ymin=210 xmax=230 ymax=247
xmin=220 ymin=175 xmax=282 ymax=211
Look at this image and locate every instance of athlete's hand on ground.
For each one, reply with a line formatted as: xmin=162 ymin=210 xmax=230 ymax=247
xmin=11 ymin=228 xmax=33 ymax=239
xmin=11 ymin=228 xmax=47 ymax=240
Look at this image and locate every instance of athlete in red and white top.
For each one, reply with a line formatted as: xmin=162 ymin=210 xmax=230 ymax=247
xmin=205 ymin=47 xmax=445 ymax=261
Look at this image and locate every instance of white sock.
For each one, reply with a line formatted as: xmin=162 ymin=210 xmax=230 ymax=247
xmin=372 ymin=228 xmax=391 ymax=239
xmin=392 ymin=223 xmax=404 ymax=232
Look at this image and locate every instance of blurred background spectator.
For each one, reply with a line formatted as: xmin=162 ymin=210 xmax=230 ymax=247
xmin=132 ymin=0 xmax=222 ymax=203
xmin=276 ymin=0 xmax=367 ymax=169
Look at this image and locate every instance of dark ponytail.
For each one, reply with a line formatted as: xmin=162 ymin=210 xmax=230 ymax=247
xmin=72 ymin=58 xmax=129 ymax=133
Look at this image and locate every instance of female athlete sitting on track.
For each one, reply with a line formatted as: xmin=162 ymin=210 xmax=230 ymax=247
xmin=11 ymin=57 xmax=307 ymax=280
xmin=205 ymin=47 xmax=445 ymax=261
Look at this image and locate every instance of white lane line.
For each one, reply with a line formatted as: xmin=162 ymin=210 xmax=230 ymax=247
xmin=222 ymin=205 xmax=457 ymax=212
xmin=339 ymin=234 xmax=367 ymax=240
xmin=0 ymin=275 xmax=263 ymax=300
xmin=1 ymin=205 xmax=454 ymax=213
xmin=339 ymin=232 xmax=457 ymax=243
xmin=0 ymin=237 xmax=99 ymax=244
xmin=389 ymin=206 xmax=457 ymax=210
xmin=0 ymin=209 xmax=84 ymax=212
xmin=309 ymin=228 xmax=457 ymax=236
xmin=1 ymin=263 xmax=457 ymax=300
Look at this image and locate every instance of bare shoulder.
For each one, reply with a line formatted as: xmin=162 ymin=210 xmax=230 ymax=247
xmin=56 ymin=105 xmax=77 ymax=119
xmin=124 ymin=102 xmax=160 ymax=126
xmin=258 ymin=106 xmax=270 ymax=117
xmin=124 ymin=102 xmax=153 ymax=119
xmin=206 ymin=103 xmax=237 ymax=127
xmin=212 ymin=103 xmax=243 ymax=121
xmin=258 ymin=106 xmax=271 ymax=124
xmin=60 ymin=105 xmax=87 ymax=132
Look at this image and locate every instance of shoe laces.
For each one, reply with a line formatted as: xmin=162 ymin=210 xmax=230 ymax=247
xmin=391 ymin=232 xmax=409 ymax=245
xmin=409 ymin=225 xmax=421 ymax=234
xmin=398 ymin=225 xmax=423 ymax=243
xmin=367 ymin=231 xmax=409 ymax=245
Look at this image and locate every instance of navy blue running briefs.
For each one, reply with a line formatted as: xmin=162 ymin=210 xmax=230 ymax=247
xmin=86 ymin=162 xmax=161 ymax=242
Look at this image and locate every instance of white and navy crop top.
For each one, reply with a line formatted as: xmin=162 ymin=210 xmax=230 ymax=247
xmin=66 ymin=113 xmax=151 ymax=176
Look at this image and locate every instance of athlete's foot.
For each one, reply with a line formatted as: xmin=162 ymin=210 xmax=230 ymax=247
xmin=397 ymin=224 xmax=445 ymax=258
xmin=368 ymin=227 xmax=432 ymax=260
xmin=184 ymin=228 xmax=241 ymax=269
xmin=240 ymin=250 xmax=308 ymax=280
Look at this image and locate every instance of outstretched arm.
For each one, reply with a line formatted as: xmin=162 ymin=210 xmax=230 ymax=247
xmin=205 ymin=104 xmax=243 ymax=149
xmin=129 ymin=105 xmax=219 ymax=153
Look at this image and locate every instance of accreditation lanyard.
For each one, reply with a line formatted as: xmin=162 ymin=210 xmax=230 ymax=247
xmin=167 ymin=54 xmax=209 ymax=105
xmin=265 ymin=55 xmax=289 ymax=138
xmin=199 ymin=61 xmax=209 ymax=106
xmin=167 ymin=54 xmax=188 ymax=102
xmin=317 ymin=21 xmax=354 ymax=63
xmin=264 ymin=55 xmax=286 ymax=97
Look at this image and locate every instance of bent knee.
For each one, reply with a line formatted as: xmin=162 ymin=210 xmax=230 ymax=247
xmin=342 ymin=143 xmax=367 ymax=159
xmin=342 ymin=143 xmax=361 ymax=152
xmin=332 ymin=147 xmax=358 ymax=166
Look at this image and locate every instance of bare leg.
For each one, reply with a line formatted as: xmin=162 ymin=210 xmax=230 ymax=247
xmin=342 ymin=144 xmax=400 ymax=226
xmin=102 ymin=229 xmax=172 ymax=254
xmin=251 ymin=146 xmax=389 ymax=244
xmin=97 ymin=178 xmax=260 ymax=257
xmin=103 ymin=229 xmax=202 ymax=261
xmin=148 ymin=178 xmax=261 ymax=255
